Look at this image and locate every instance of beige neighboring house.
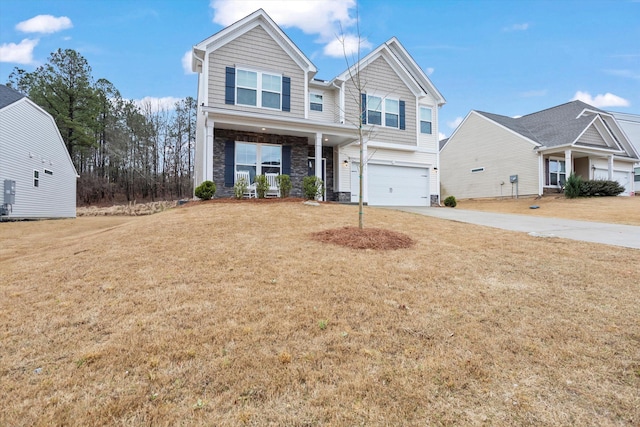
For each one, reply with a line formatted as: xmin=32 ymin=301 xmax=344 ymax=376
xmin=191 ymin=9 xmax=445 ymax=206
xmin=440 ymin=101 xmax=639 ymax=199
xmin=609 ymin=111 xmax=640 ymax=193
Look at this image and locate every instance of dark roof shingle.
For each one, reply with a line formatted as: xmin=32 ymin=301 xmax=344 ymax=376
xmin=0 ymin=84 xmax=26 ymax=109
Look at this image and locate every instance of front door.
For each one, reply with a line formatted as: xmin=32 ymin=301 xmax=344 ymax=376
xmin=308 ymin=158 xmax=326 ymax=200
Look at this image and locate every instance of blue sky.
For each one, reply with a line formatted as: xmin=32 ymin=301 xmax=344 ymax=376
xmin=1 ymin=0 xmax=638 ymax=139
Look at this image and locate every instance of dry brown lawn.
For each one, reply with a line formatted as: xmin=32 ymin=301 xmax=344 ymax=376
xmin=458 ymin=195 xmax=640 ymax=226
xmin=1 ymin=201 xmax=639 ymax=426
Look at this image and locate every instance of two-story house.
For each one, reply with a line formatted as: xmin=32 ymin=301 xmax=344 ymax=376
xmin=191 ymin=9 xmax=445 ymax=206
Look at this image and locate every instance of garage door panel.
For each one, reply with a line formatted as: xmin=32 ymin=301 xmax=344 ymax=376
xmin=352 ymin=164 xmax=429 ymax=206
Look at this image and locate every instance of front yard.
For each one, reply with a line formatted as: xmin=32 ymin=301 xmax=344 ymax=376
xmin=1 ymin=201 xmax=638 ymax=426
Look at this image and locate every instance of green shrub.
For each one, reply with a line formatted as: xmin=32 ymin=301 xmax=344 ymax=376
xmin=254 ymin=175 xmax=269 ymax=199
xmin=234 ymin=176 xmax=248 ymax=199
xmin=302 ymin=176 xmax=324 ymax=200
xmin=194 ymin=180 xmax=216 ymax=200
xmin=564 ymin=172 xmax=583 ymax=199
xmin=580 ymin=179 xmax=625 ymax=197
xmin=443 ymin=195 xmax=457 ymax=207
xmin=276 ymin=174 xmax=292 ymax=198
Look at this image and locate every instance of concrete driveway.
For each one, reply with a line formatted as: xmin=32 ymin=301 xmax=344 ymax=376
xmin=392 ymin=207 xmax=640 ymax=250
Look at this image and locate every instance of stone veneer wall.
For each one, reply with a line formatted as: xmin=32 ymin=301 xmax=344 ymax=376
xmin=213 ymin=129 xmax=335 ymax=199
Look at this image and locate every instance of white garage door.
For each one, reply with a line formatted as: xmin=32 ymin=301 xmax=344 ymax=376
xmin=351 ymin=163 xmax=430 ymax=206
xmin=594 ymin=169 xmax=632 ymax=196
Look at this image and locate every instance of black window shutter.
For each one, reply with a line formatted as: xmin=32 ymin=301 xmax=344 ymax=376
xmin=282 ymin=76 xmax=291 ymax=112
xmin=224 ymin=141 xmax=235 ymax=187
xmin=361 ymin=93 xmax=367 ymax=125
xmin=282 ymin=145 xmax=291 ymax=175
xmin=225 ymin=67 xmax=235 ymax=105
xmin=399 ymin=100 xmax=406 ymax=130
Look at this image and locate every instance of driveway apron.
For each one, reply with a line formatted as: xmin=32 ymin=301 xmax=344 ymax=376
xmin=391 ymin=207 xmax=640 ymax=250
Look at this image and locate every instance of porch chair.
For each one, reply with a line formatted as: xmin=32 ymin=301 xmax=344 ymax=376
xmin=265 ymin=173 xmax=280 ymax=198
xmin=236 ymin=170 xmax=256 ymax=198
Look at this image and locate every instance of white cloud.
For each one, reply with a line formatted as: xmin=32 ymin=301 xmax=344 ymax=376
xmin=571 ymin=91 xmax=630 ymax=108
xmin=16 ymin=15 xmax=72 ymax=34
xmin=447 ymin=116 xmax=463 ymax=129
xmin=0 ymin=38 xmax=39 ymax=64
xmin=503 ymin=23 xmax=529 ymax=32
xmin=426 ymin=67 xmax=434 ymax=76
xmin=133 ymin=96 xmax=182 ymax=112
xmin=182 ymin=50 xmax=195 ymax=75
xmin=604 ymin=69 xmax=640 ymax=80
xmin=323 ymin=34 xmax=372 ymax=58
xmin=438 ymin=132 xmax=447 ymax=141
xmin=210 ymin=0 xmax=370 ymax=58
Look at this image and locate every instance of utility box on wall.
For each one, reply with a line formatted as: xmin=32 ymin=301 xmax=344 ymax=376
xmin=4 ymin=179 xmax=16 ymax=205
xmin=509 ymin=175 xmax=518 ymax=183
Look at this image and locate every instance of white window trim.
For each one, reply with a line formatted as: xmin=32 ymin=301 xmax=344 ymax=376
xmin=547 ymin=157 xmax=566 ymax=187
xmin=33 ymin=169 xmax=40 ymax=188
xmin=310 ymin=92 xmax=323 ymax=112
xmin=234 ymin=142 xmax=283 ymax=181
xmin=367 ymin=94 xmax=400 ymax=129
xmin=236 ymin=68 xmax=282 ymax=111
xmin=420 ymin=106 xmax=433 ymax=135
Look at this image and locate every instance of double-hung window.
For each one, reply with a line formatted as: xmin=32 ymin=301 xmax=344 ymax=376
xmin=548 ymin=159 xmax=566 ymax=186
xmin=236 ymin=69 xmax=282 ymax=109
xmin=367 ymin=95 xmax=383 ymax=125
xmin=310 ymin=93 xmax=323 ymax=111
xmin=33 ymin=170 xmax=39 ymax=187
xmin=385 ymin=99 xmax=399 ymax=128
xmin=235 ymin=142 xmax=282 ymax=182
xmin=366 ymin=95 xmax=401 ymax=128
xmin=420 ymin=107 xmax=432 ymax=134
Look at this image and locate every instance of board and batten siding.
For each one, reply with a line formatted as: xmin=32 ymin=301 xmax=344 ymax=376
xmin=0 ymin=100 xmax=77 ymax=218
xmin=440 ymin=113 xmax=539 ymax=199
xmin=344 ymin=56 xmax=416 ymax=146
xmin=208 ymin=25 xmax=305 ymax=118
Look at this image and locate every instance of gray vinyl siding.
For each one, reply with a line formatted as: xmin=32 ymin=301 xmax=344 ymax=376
xmin=208 ymin=25 xmax=305 ymax=118
xmin=578 ymin=125 xmax=607 ymax=147
xmin=344 ymin=56 xmax=416 ymax=146
xmin=440 ymin=113 xmax=539 ymax=199
xmin=308 ymin=88 xmax=338 ymax=123
xmin=0 ymin=100 xmax=77 ymax=218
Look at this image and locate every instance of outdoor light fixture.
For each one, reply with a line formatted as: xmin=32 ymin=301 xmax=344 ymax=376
xmin=342 ymin=159 xmax=349 ymax=168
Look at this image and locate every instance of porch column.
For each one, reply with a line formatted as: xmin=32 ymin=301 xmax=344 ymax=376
xmin=362 ymin=139 xmax=368 ymax=204
xmin=608 ymin=155 xmax=614 ymax=180
xmin=564 ymin=149 xmax=572 ymax=179
xmin=538 ymin=153 xmax=544 ymax=195
xmin=205 ymin=119 xmax=214 ymax=182
xmin=315 ymin=132 xmax=322 ymax=200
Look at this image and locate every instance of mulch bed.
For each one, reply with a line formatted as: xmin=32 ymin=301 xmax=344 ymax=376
xmin=311 ymin=226 xmax=415 ymax=250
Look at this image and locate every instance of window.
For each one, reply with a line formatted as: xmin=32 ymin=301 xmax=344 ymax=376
xmin=44 ymin=169 xmax=53 ymax=175
xmin=471 ymin=167 xmax=485 ymax=173
xmin=236 ymin=69 xmax=281 ymax=109
xmin=385 ymin=99 xmax=399 ymax=128
xmin=33 ymin=170 xmax=39 ymax=187
xmin=549 ymin=159 xmax=566 ymax=186
xmin=235 ymin=142 xmax=282 ymax=182
xmin=310 ymin=93 xmax=323 ymax=112
xmin=420 ymin=106 xmax=432 ymax=134
xmin=367 ymin=95 xmax=382 ymax=125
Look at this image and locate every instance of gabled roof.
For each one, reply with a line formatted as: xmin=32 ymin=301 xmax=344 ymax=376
xmin=0 ymin=84 xmax=26 ymax=109
xmin=334 ymin=37 xmax=445 ymax=106
xmin=472 ymin=100 xmax=638 ymax=159
xmin=192 ymin=9 xmax=317 ymax=76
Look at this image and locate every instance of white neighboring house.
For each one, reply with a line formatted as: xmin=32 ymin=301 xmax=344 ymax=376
xmin=0 ymin=84 xmax=78 ymax=219
xmin=609 ymin=111 xmax=640 ymax=193
xmin=191 ymin=9 xmax=445 ymax=206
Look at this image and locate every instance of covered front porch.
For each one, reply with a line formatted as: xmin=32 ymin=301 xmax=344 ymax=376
xmin=539 ymin=147 xmax=635 ymax=196
xmin=199 ymin=109 xmax=356 ymax=200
